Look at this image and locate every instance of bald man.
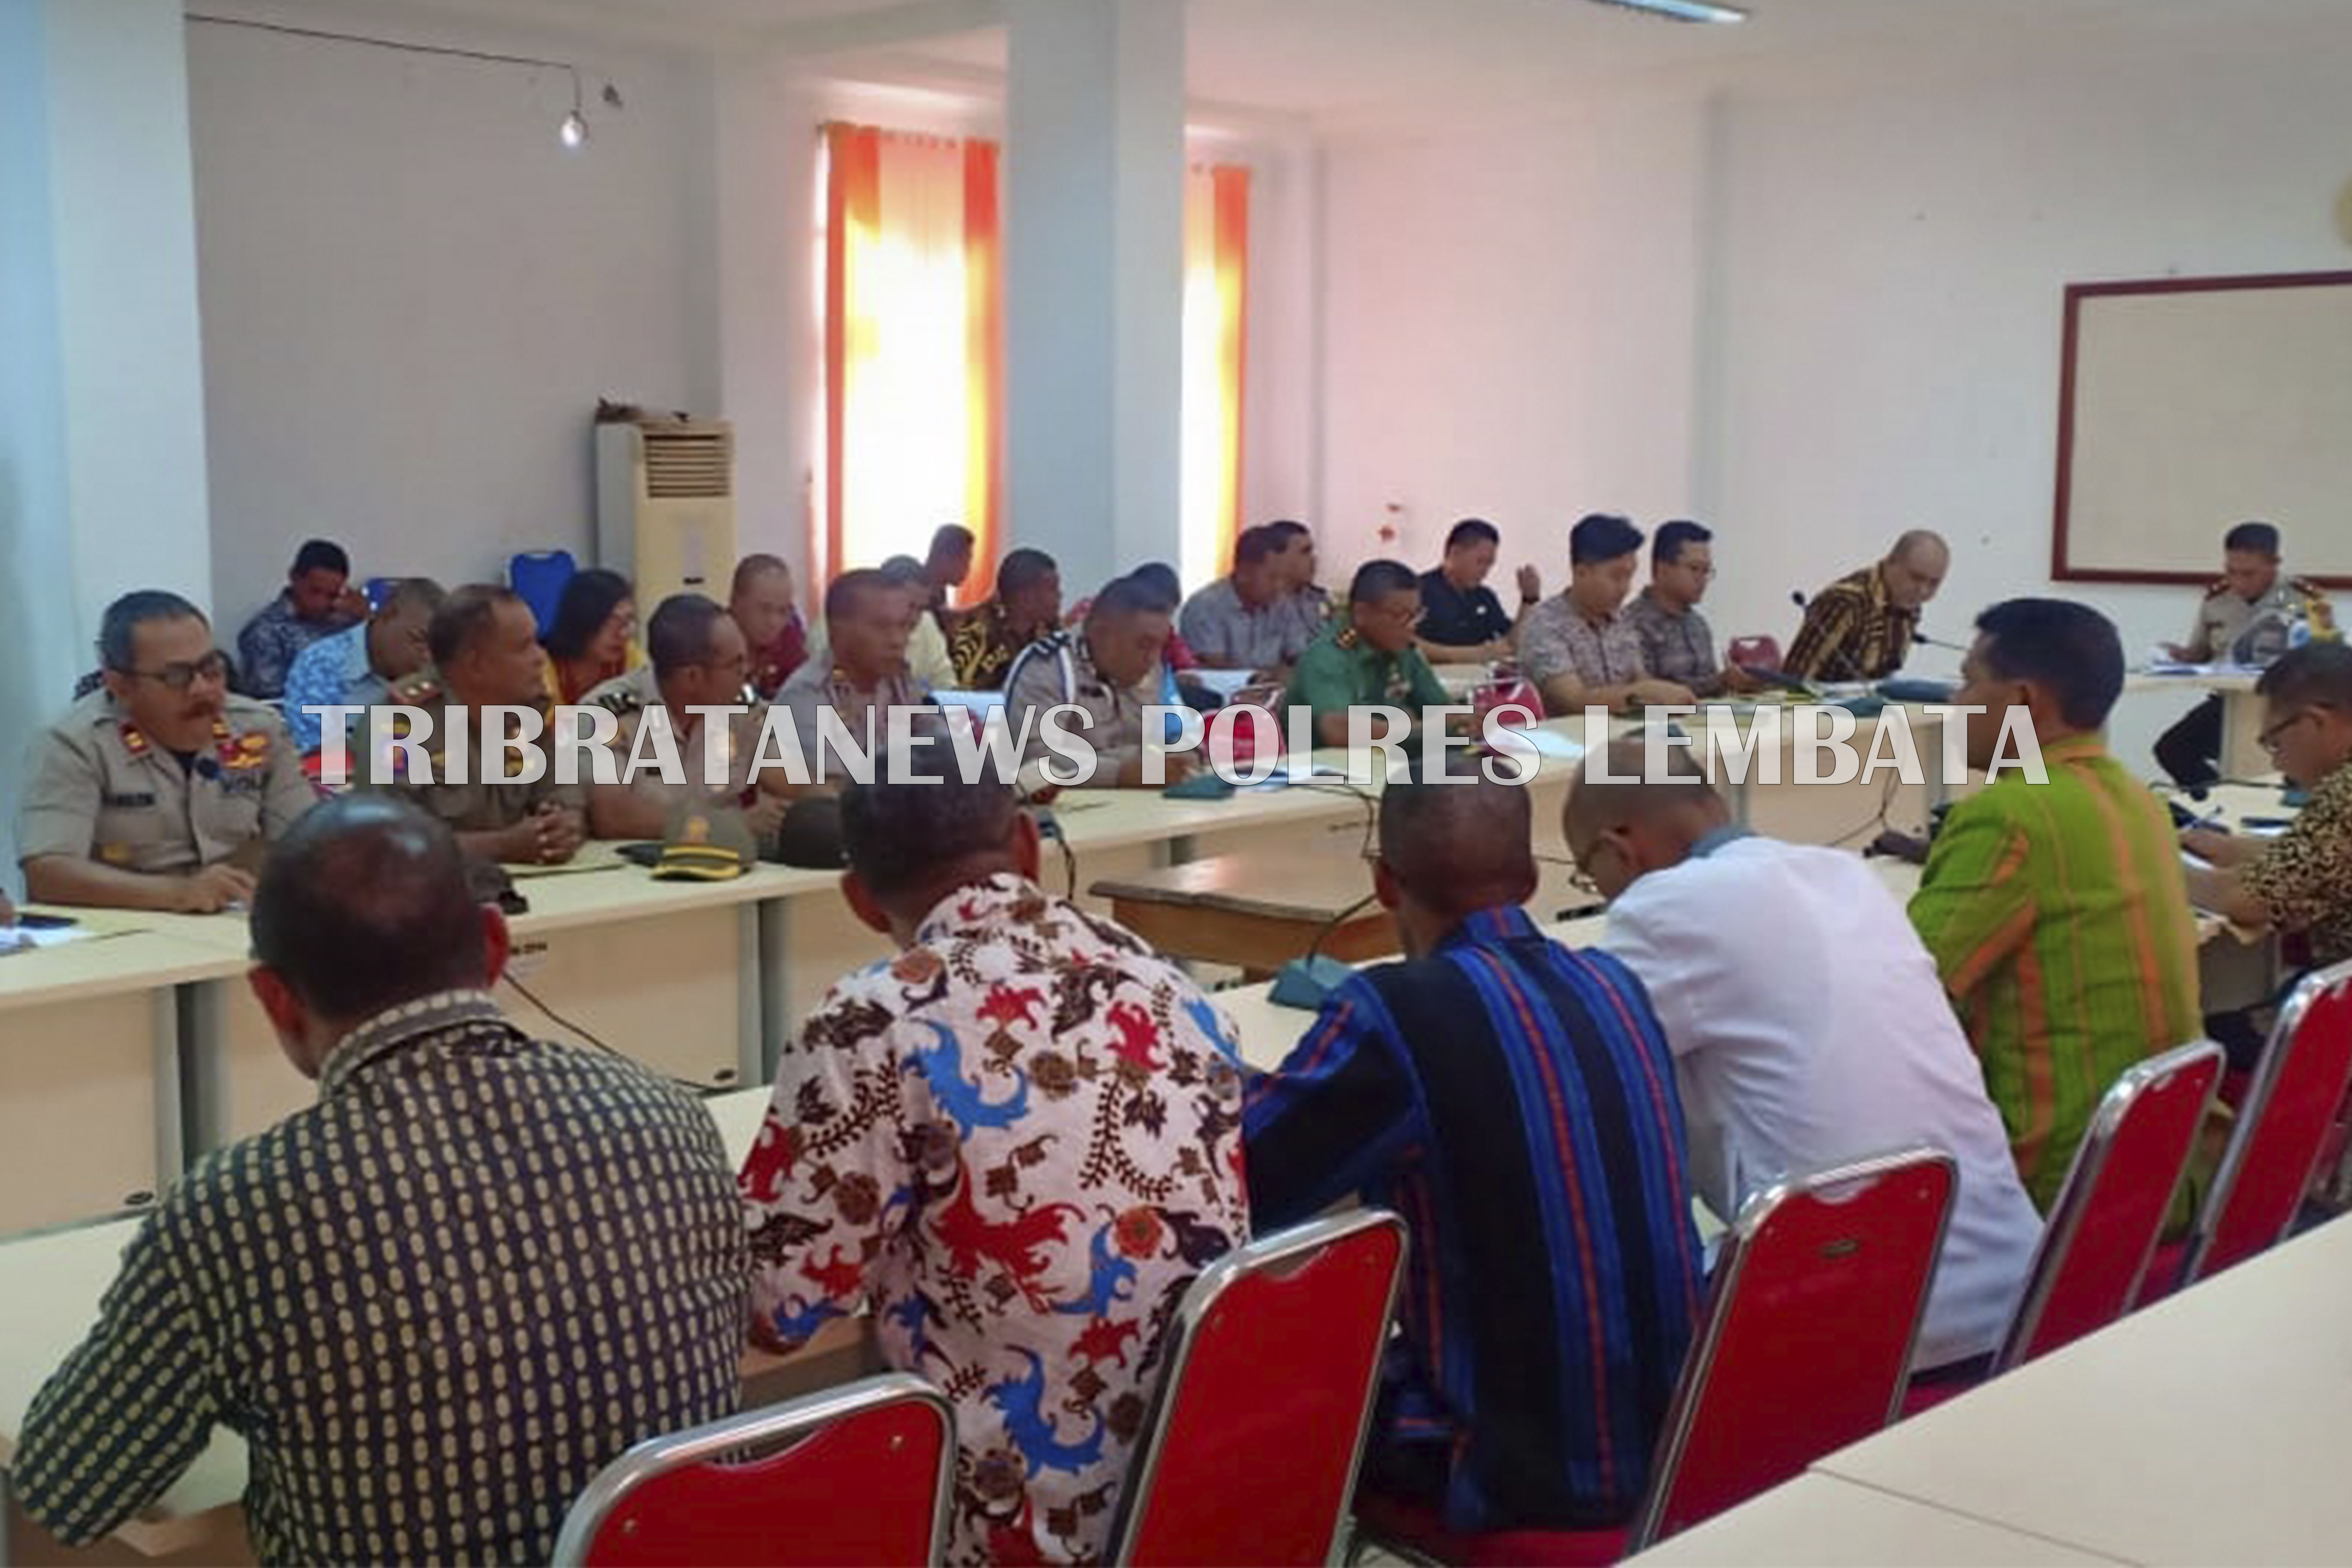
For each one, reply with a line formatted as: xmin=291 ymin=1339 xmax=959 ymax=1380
xmin=1784 ymin=529 xmax=1950 ymax=682
xmin=1245 ymin=770 xmax=1702 ymax=1537
xmin=1565 ymin=738 xmax=2040 ymax=1374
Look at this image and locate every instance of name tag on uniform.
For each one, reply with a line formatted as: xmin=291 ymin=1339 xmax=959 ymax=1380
xmin=102 ymin=791 xmax=158 ymax=808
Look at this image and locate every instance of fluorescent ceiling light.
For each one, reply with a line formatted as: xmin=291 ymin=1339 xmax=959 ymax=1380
xmin=1587 ymin=0 xmax=1751 ymax=22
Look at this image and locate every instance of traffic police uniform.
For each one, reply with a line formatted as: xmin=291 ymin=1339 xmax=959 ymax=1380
xmin=1003 ymin=630 xmax=1147 ymax=786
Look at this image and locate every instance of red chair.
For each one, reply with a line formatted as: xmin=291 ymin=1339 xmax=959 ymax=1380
xmin=1630 ymin=1146 xmax=1955 ymax=1550
xmin=2175 ymin=963 xmax=2352 ymax=1289
xmin=1107 ymin=1209 xmax=1407 ymax=1567
xmin=1991 ymin=1040 xmax=2224 ymax=1372
xmin=1727 ymin=635 xmax=1784 ymax=673
xmin=550 ymin=1373 xmax=955 ymax=1567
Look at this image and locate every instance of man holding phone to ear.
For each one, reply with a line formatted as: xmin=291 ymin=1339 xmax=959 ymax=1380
xmin=19 ymin=591 xmax=314 ymax=913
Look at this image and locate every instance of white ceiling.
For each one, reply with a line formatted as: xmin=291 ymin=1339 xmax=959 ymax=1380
xmin=345 ymin=0 xmax=2352 ymax=133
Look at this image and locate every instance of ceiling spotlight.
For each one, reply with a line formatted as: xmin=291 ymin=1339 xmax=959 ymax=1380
xmin=559 ymin=109 xmax=588 ymax=149
xmin=1586 ymin=0 xmax=1749 ymax=22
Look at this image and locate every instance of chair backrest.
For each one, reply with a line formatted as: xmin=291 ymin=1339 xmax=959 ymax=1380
xmin=1106 ymin=1208 xmax=1408 ymax=1568
xmin=1727 ymin=634 xmax=1784 ymax=672
xmin=1994 ymin=1039 xmax=2225 ymax=1372
xmin=510 ymin=549 xmax=579 ymax=636
xmin=550 ymin=1373 xmax=955 ymax=1568
xmin=1629 ymin=1147 xmax=1956 ymax=1552
xmin=2181 ymin=963 xmax=2352 ymax=1286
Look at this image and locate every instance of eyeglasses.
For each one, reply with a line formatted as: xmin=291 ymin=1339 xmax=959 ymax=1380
xmin=117 ymin=652 xmax=229 ymax=692
xmin=2259 ymin=708 xmax=2317 ymax=754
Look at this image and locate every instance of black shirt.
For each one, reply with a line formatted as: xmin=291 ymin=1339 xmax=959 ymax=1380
xmin=1417 ymin=568 xmax=1515 ymax=649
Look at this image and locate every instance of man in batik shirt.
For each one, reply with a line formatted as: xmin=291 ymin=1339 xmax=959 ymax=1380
xmin=740 ymin=772 xmax=1249 ymax=1564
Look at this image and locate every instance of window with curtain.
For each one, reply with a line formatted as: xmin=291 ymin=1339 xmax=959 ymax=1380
xmin=818 ymin=122 xmax=1248 ymax=600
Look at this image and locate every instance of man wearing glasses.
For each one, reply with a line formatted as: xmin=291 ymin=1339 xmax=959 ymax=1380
xmin=2180 ymin=643 xmax=2352 ymax=1001
xmin=1623 ymin=519 xmax=1763 ymax=699
xmin=1284 ymin=559 xmax=1452 ymax=748
xmin=19 ymin=591 xmax=316 ymax=912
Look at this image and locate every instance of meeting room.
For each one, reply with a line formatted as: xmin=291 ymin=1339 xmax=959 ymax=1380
xmin=5 ymin=0 xmax=2352 ymax=1562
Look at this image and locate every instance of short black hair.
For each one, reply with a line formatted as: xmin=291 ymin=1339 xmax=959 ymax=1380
xmin=1654 ymin=519 xmax=1712 ymax=566
xmin=1129 ymin=562 xmax=1181 ymax=606
xmin=291 ymin=539 xmax=350 ymax=578
xmin=1106 ymin=571 xmax=1178 ymax=616
xmin=826 ymin=567 xmax=897 ymax=624
xmin=1088 ymin=575 xmax=1166 ymax=624
xmin=251 ymin=795 xmax=490 ymax=1023
xmin=1350 ymin=559 xmax=1420 ymax=605
xmin=98 ymin=590 xmax=207 ymax=671
xmin=929 ymin=524 xmax=975 ymax=557
xmin=1234 ymin=526 xmax=1276 ymax=567
xmin=646 ymin=593 xmax=726 ymax=675
xmin=428 ymin=584 xmax=523 ymax=668
xmin=1974 ymin=597 xmax=2126 ymax=730
xmin=543 ymin=569 xmax=634 ymax=659
xmin=997 ymin=549 xmax=1058 ymax=596
xmin=1263 ymin=519 xmax=1311 ymax=548
xmin=1570 ymin=513 xmax=1644 ymax=565
xmin=1379 ymin=771 xmax=1535 ymax=918
xmin=2256 ymin=642 xmax=2352 ymax=714
xmin=877 ymin=555 xmax=929 ymax=588
xmin=382 ymin=578 xmax=447 ymax=621
xmin=2224 ymin=521 xmax=2281 ymax=558
xmin=731 ymin=553 xmax=791 ymax=596
xmin=1445 ymin=518 xmax=1499 ymax=552
xmin=841 ymin=771 xmax=1020 ymax=902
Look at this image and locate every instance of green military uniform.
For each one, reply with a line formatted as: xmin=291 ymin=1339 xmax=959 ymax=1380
xmin=582 ymin=666 xmax=771 ymax=814
xmin=2184 ymin=573 xmax=2328 ymax=665
xmin=1283 ymin=619 xmax=1450 ymax=735
xmin=361 ymin=685 xmax=584 ymax=832
xmin=16 ymin=690 xmax=316 ymax=875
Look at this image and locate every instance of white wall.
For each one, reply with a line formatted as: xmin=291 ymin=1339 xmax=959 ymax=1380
xmin=187 ymin=0 xmax=720 ymax=628
xmin=1318 ymin=11 xmax=2352 ymax=764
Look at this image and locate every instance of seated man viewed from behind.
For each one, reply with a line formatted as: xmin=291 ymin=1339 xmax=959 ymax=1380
xmin=366 ymin=584 xmax=587 ymax=866
xmin=279 ymin=575 xmax=445 ymax=754
xmin=1569 ymin=737 xmax=2042 ymax=1374
xmin=1005 ymin=574 xmax=1196 ymax=786
xmin=235 ymin=537 xmax=367 ymax=700
xmin=1908 ymin=598 xmax=2202 ymax=1210
xmin=19 ymin=591 xmax=315 ymax=912
xmin=1519 ymin=513 xmax=1697 ymax=715
xmin=740 ymin=771 xmax=1248 ymax=1563
xmin=11 ymin=796 xmax=747 ymax=1564
xmin=1245 ymin=771 xmax=1704 ymax=1537
xmin=1285 ymin=559 xmax=1451 ymax=747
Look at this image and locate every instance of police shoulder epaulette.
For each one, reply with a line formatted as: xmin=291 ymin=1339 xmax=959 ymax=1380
xmin=593 ymin=686 xmax=643 ymax=715
xmin=2290 ymin=575 xmax=2330 ymax=600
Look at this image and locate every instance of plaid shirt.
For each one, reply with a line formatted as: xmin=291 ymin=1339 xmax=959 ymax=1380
xmin=13 ymin=992 xmax=746 ymax=1564
xmin=1622 ymin=590 xmax=1726 ymax=697
xmin=1519 ymin=595 xmax=1648 ymax=702
xmin=1784 ymin=564 xmax=1916 ymax=682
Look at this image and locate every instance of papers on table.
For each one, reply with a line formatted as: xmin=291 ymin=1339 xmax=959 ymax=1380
xmin=2143 ymin=661 xmax=2267 ymax=677
xmin=0 ymin=924 xmax=99 ymax=955
xmin=1187 ymin=668 xmax=1259 ymax=701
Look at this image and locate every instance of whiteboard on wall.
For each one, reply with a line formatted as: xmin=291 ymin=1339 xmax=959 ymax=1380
xmin=2053 ymin=271 xmax=2352 ymax=587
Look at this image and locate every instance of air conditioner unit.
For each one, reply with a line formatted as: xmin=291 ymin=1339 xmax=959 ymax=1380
xmin=595 ymin=419 xmax=736 ymax=609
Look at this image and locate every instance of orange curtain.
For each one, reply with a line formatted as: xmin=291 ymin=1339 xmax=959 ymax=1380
xmin=818 ymin=122 xmax=1002 ymax=601
xmin=1181 ymin=163 xmax=1251 ymax=583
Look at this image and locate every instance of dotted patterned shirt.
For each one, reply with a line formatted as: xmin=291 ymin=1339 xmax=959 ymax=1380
xmin=741 ymin=875 xmax=1250 ymax=1564
xmin=12 ymin=993 xmax=747 ymax=1565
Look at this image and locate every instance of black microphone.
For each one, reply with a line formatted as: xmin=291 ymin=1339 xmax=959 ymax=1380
xmin=1791 ymin=590 xmax=1809 ymax=610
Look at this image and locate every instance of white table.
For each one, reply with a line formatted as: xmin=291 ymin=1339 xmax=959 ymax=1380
xmin=1814 ymin=1212 xmax=2352 ymax=1566
xmin=2125 ymin=670 xmax=2266 ymax=781
xmin=1626 ymin=1472 xmax=2126 ymax=1566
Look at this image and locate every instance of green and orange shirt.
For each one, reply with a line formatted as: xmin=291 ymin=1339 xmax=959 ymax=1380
xmin=1908 ymin=734 xmax=2203 ymax=1210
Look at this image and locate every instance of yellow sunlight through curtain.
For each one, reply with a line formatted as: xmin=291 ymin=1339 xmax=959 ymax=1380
xmin=1181 ymin=163 xmax=1250 ymax=586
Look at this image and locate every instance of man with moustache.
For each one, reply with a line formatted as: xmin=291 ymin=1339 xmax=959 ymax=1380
xmin=19 ymin=591 xmax=316 ymax=911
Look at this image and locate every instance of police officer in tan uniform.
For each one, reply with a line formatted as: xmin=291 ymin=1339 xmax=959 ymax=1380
xmin=2156 ymin=521 xmax=2331 ymax=788
xmin=583 ymin=594 xmax=791 ymax=843
xmin=364 ymin=585 xmax=586 ymax=864
xmin=1003 ymin=575 xmax=1194 ymax=789
xmin=18 ymin=592 xmax=316 ymax=911
xmin=773 ymin=570 xmax=930 ymax=788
